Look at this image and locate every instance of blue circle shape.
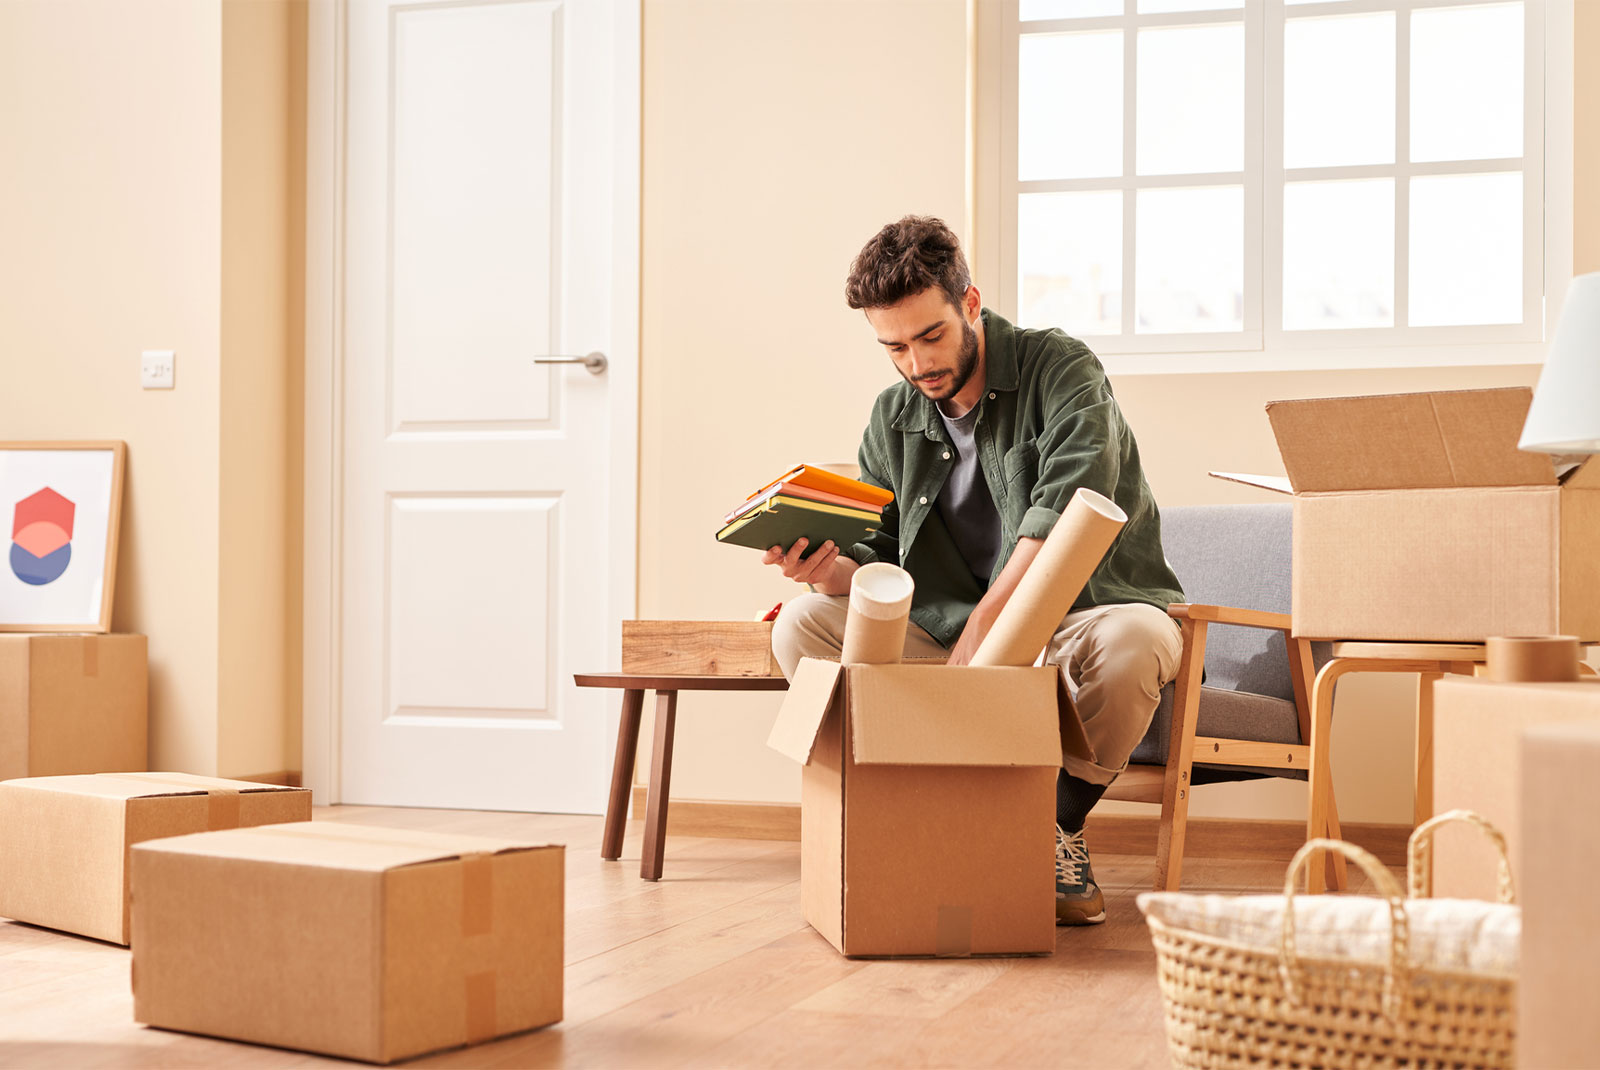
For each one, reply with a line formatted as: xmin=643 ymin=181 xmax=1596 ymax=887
xmin=10 ymin=541 xmax=71 ymax=585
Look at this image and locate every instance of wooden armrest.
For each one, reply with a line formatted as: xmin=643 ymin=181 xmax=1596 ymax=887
xmin=1167 ymin=602 xmax=1293 ymax=631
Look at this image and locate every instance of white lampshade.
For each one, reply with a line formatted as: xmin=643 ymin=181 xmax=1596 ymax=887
xmin=1521 ymin=271 xmax=1600 ymax=453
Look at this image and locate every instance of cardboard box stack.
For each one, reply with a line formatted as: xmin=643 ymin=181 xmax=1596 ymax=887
xmin=1431 ymin=676 xmax=1600 ymax=899
xmin=1518 ymin=721 xmax=1600 ymax=1067
xmin=0 ymin=633 xmax=148 ymax=780
xmin=0 ymin=772 xmax=310 ymax=944
xmin=132 ymin=821 xmax=564 ymax=1063
xmin=769 ymin=659 xmax=1085 ymax=957
xmin=1216 ymin=387 xmax=1600 ymax=641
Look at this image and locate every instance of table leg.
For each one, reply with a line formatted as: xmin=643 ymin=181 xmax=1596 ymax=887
xmin=1305 ymin=660 xmax=1347 ymax=895
xmin=1414 ymin=671 xmax=1442 ymax=827
xmin=600 ymin=688 xmax=645 ymax=861
xmin=641 ymin=690 xmax=679 ymax=881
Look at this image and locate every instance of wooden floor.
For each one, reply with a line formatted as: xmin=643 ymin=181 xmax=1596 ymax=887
xmin=0 ymin=805 xmax=1398 ymax=1069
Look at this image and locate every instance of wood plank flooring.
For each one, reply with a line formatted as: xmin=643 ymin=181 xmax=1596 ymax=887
xmin=0 ymin=805 xmax=1398 ymax=1069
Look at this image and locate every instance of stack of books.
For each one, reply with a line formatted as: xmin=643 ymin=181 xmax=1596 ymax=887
xmin=716 ymin=464 xmax=892 ymax=558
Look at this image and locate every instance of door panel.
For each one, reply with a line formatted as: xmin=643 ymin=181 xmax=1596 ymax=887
xmin=339 ymin=0 xmax=630 ymax=812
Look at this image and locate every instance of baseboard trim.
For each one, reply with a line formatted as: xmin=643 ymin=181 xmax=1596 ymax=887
xmin=629 ymin=787 xmax=800 ymax=841
xmin=628 ymin=788 xmax=1409 ymax=866
xmin=230 ymin=771 xmax=303 ymax=787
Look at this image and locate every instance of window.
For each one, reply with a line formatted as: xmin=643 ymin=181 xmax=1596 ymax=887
xmin=979 ymin=0 xmax=1567 ymax=372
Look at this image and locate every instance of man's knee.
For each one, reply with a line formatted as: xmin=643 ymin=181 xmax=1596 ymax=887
xmin=1062 ymin=604 xmax=1182 ymax=689
xmin=771 ymin=592 xmax=848 ymax=679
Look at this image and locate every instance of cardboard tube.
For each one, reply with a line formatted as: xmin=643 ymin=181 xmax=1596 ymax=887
xmin=970 ymin=488 xmax=1127 ymax=667
xmin=1486 ymin=636 xmax=1580 ymax=683
xmin=841 ymin=563 xmax=915 ymax=665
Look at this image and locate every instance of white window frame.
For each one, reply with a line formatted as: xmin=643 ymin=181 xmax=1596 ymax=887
xmin=973 ymin=0 xmax=1575 ymax=375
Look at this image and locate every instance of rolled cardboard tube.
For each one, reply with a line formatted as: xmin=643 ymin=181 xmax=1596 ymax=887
xmin=841 ymin=563 xmax=916 ymax=665
xmin=1485 ymin=635 xmax=1580 ymax=683
xmin=970 ymin=488 xmax=1128 ymax=668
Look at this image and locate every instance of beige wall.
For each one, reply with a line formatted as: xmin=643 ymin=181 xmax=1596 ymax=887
xmin=639 ymin=0 xmax=1597 ymax=824
xmin=639 ymin=0 xmax=971 ymax=808
xmin=0 ymin=0 xmax=300 ymax=779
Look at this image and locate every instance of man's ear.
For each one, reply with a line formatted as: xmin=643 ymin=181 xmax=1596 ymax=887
xmin=963 ymin=284 xmax=982 ymax=322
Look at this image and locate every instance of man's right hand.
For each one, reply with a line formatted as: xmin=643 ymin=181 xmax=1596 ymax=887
xmin=762 ymin=538 xmax=856 ymax=595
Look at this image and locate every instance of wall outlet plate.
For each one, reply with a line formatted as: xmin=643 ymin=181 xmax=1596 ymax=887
xmin=141 ymin=350 xmax=175 ymax=389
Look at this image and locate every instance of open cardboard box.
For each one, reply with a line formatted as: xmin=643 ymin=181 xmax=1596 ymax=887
xmin=1214 ymin=387 xmax=1600 ymax=641
xmin=0 ymin=771 xmax=311 ymax=944
xmin=769 ymin=659 xmax=1088 ymax=958
xmin=132 ymin=820 xmax=564 ymax=1064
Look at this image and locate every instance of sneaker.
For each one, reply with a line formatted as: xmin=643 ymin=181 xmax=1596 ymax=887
xmin=1055 ymin=824 xmax=1106 ymax=926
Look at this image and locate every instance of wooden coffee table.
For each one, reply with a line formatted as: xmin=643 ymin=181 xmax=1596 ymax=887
xmin=573 ymin=672 xmax=789 ymax=880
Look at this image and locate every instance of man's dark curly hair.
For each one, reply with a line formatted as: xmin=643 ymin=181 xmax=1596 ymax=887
xmin=845 ymin=215 xmax=971 ymax=312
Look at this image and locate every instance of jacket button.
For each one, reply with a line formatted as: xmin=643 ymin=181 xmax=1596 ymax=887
xmin=942 ymin=451 xmax=951 ymax=460
xmin=919 ymin=496 xmax=928 ymax=505
xmin=989 ymin=392 xmax=996 ymax=400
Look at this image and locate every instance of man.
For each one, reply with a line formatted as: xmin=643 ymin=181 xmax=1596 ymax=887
xmin=766 ymin=216 xmax=1184 ymax=926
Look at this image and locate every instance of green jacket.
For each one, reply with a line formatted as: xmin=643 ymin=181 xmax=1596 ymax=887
xmin=847 ymin=309 xmax=1184 ymax=647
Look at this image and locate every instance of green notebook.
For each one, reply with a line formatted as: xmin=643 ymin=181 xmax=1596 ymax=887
xmin=716 ymin=495 xmax=881 ymax=558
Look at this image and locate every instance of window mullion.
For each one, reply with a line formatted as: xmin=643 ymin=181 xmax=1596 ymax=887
xmin=1395 ymin=3 xmax=1411 ymax=329
xmin=1121 ymin=14 xmax=1137 ymax=338
xmin=1263 ymin=0 xmax=1286 ymax=348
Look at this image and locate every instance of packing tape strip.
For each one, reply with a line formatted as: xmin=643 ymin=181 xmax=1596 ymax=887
xmin=935 ymin=904 xmax=973 ymax=958
xmin=464 ymin=971 xmax=498 ymax=1046
xmin=460 ymin=852 xmax=493 ymax=936
xmin=461 ymin=853 xmax=497 ymax=1045
xmin=207 ymin=789 xmax=241 ymax=830
xmin=81 ymin=637 xmax=98 ymax=677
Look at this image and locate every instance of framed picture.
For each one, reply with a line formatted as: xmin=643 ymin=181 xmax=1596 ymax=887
xmin=0 ymin=442 xmax=127 ymax=633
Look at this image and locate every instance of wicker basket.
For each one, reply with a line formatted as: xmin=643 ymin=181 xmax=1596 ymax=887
xmin=1143 ymin=811 xmax=1518 ymax=1069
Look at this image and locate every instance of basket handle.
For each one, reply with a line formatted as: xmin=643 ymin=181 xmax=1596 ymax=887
xmin=1280 ymin=838 xmax=1410 ymax=1022
xmin=1407 ymin=809 xmax=1516 ymax=904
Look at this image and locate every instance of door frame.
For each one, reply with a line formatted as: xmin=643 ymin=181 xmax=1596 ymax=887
xmin=301 ymin=0 xmax=641 ymax=803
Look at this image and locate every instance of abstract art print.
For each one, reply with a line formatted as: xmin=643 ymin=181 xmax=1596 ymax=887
xmin=0 ymin=442 xmax=126 ymax=632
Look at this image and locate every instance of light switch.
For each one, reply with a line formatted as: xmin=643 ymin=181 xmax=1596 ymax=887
xmin=141 ymin=350 xmax=175 ymax=390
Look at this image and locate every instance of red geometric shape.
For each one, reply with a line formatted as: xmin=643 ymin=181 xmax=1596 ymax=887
xmin=14 ymin=520 xmax=71 ymax=558
xmin=13 ymin=487 xmax=74 ymax=541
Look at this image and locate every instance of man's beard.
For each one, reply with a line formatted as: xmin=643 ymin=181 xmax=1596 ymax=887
xmin=906 ymin=318 xmax=980 ymax=402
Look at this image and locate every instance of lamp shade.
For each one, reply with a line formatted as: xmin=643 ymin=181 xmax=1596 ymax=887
xmin=1521 ymin=271 xmax=1600 ymax=453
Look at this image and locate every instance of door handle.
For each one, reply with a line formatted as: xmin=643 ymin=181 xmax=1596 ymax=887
xmin=534 ymin=352 xmax=608 ymax=375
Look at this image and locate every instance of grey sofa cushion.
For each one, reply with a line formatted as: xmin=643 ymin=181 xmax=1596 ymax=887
xmin=1126 ymin=502 xmax=1331 ymax=782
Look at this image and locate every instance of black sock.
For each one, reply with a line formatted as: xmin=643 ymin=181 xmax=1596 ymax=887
xmin=1056 ymin=770 xmax=1107 ymax=835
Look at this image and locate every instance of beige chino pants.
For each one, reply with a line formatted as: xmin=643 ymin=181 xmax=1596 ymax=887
xmin=771 ymin=593 xmax=1182 ymax=787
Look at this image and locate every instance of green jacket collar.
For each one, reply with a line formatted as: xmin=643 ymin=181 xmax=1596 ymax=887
xmin=889 ymin=309 xmax=1019 ymax=436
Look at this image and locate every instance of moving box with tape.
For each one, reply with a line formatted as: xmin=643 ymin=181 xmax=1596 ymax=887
xmin=0 ymin=771 xmax=310 ymax=944
xmin=0 ymin=634 xmax=148 ymax=780
xmin=769 ymin=659 xmax=1088 ymax=957
xmin=131 ymin=821 xmax=563 ymax=1064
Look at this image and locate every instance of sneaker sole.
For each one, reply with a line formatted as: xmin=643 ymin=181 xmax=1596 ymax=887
xmin=1055 ymin=909 xmax=1107 ymax=926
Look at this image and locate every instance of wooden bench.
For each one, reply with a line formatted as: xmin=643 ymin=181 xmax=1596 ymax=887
xmin=573 ymin=672 xmax=789 ymax=880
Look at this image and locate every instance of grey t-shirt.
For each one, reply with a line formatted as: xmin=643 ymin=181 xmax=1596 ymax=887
xmin=935 ymin=402 xmax=1002 ymax=588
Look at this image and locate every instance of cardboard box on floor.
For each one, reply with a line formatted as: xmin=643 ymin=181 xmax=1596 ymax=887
xmin=1214 ymin=387 xmax=1600 ymax=641
xmin=0 ymin=634 xmax=148 ymax=780
xmin=1518 ymin=721 xmax=1600 ymax=1067
xmin=132 ymin=821 xmax=564 ymax=1064
xmin=0 ymin=772 xmax=310 ymax=944
xmin=1431 ymin=676 xmax=1600 ymax=899
xmin=769 ymin=659 xmax=1087 ymax=957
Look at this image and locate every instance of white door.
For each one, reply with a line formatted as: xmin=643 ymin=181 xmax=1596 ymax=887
xmin=338 ymin=0 xmax=637 ymax=811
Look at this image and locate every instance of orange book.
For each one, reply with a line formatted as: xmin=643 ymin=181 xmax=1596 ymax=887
xmin=746 ymin=464 xmax=893 ymax=510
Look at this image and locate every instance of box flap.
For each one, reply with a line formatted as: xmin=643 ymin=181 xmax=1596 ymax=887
xmin=1209 ymin=471 xmax=1292 ymax=495
xmin=767 ymin=658 xmax=844 ymax=764
xmin=1266 ymin=388 xmax=1556 ymax=492
xmin=2 ymin=771 xmax=306 ymax=802
xmin=129 ymin=819 xmax=551 ymax=872
xmin=848 ymin=665 xmax=1061 ymax=767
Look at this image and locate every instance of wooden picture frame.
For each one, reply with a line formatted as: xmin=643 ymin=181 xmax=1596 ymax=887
xmin=0 ymin=441 xmax=127 ymax=633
